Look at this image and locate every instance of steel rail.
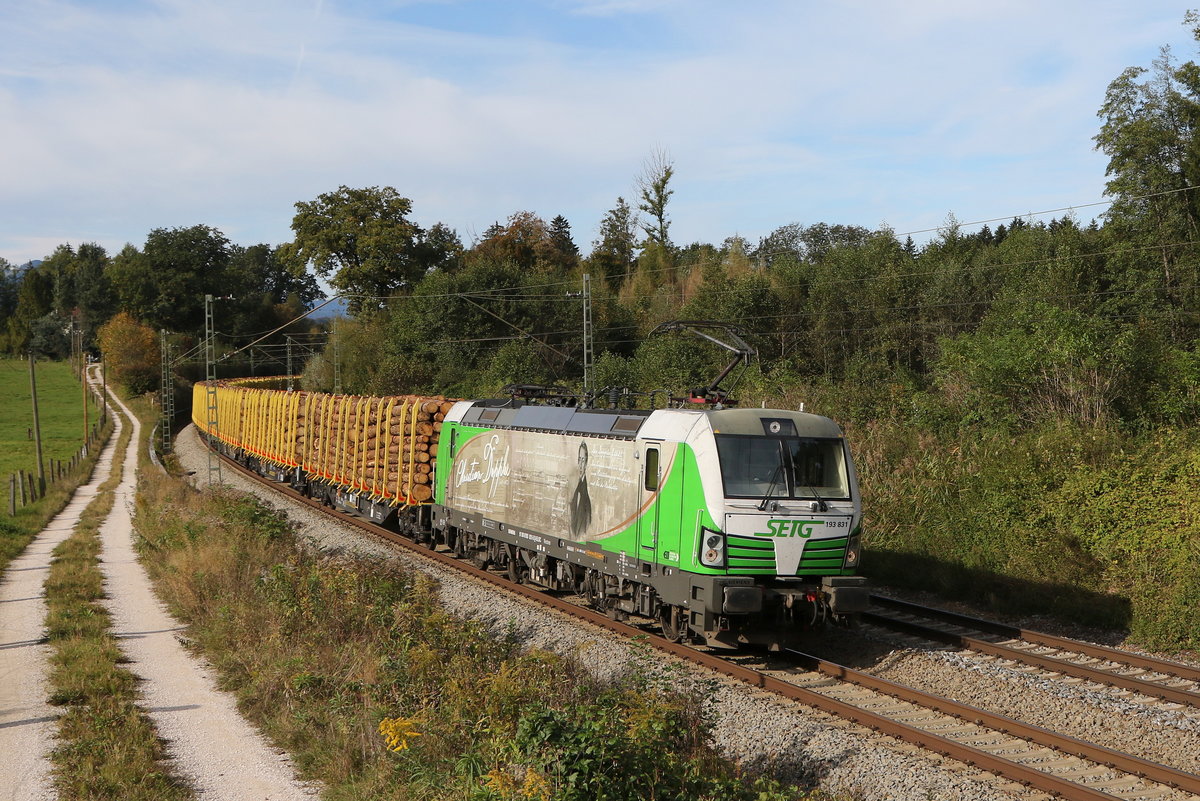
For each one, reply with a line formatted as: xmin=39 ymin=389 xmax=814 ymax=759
xmin=863 ymin=608 xmax=1200 ymax=709
xmin=785 ymin=649 xmax=1200 ymax=797
xmin=208 ymin=448 xmax=1193 ymax=801
xmin=871 ymin=594 xmax=1200 ymax=684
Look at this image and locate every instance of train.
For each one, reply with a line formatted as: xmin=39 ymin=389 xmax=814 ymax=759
xmin=192 ymin=379 xmax=867 ymax=649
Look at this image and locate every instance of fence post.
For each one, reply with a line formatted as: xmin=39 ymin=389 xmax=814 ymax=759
xmin=19 ymin=471 xmax=27 ymax=506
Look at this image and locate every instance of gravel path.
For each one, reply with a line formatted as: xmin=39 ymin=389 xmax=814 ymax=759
xmin=100 ymin=388 xmax=317 ymax=799
xmin=175 ymin=424 xmax=1023 ymax=801
xmin=0 ymin=377 xmax=116 ymax=801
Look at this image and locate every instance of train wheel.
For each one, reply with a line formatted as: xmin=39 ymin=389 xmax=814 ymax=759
xmin=659 ymin=605 xmax=687 ymax=643
xmin=506 ymin=545 xmax=527 ymax=584
xmin=582 ymin=569 xmax=606 ymax=611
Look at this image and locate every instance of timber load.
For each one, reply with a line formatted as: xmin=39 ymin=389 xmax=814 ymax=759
xmin=191 ymin=380 xmax=456 ymax=505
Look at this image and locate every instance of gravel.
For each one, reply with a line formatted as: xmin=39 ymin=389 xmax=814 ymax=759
xmin=838 ymin=621 xmax=1200 ymax=775
xmin=175 ymin=424 xmax=1025 ymax=801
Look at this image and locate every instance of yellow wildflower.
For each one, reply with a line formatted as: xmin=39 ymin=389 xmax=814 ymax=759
xmin=378 ymin=716 xmax=422 ymax=752
xmin=521 ymin=769 xmax=550 ymax=800
xmin=484 ymin=768 xmax=517 ymax=795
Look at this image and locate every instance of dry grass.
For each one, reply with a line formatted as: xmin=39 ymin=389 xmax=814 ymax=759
xmin=131 ymin=462 xmax=827 ymax=800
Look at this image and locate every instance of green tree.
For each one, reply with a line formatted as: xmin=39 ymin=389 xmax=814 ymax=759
xmin=1095 ymin=47 xmax=1200 ymax=241
xmin=279 ymin=186 xmax=440 ymax=312
xmin=28 ymin=312 xmax=71 ymax=359
xmin=1094 ymin=29 xmax=1200 ymax=339
xmin=589 ymin=197 xmax=640 ymax=288
xmin=74 ymin=243 xmax=116 ymax=349
xmin=108 ymin=226 xmax=232 ymax=331
xmin=41 ymin=244 xmax=77 ymax=317
xmin=221 ymin=244 xmax=323 ymax=341
xmin=419 ymin=222 xmax=464 ymax=274
xmin=546 ymin=214 xmax=580 ymax=272
xmin=5 ymin=266 xmax=54 ymax=353
xmin=636 ymin=148 xmax=674 ymax=248
xmin=0 ymin=258 xmax=19 ymax=344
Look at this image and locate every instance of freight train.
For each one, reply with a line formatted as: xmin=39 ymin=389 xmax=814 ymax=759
xmin=192 ymin=379 xmax=867 ymax=648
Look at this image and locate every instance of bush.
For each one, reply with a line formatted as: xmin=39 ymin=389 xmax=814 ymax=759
xmin=97 ymin=312 xmax=159 ymax=395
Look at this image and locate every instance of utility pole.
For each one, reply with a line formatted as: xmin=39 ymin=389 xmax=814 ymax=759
xmin=81 ymin=347 xmax=89 ymax=451
xmin=204 ymin=295 xmax=221 ymax=485
xmin=28 ymin=352 xmax=45 ymax=493
xmin=286 ymin=335 xmax=294 ymax=392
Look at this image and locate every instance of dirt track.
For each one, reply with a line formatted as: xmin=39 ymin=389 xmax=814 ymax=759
xmin=0 ymin=372 xmax=317 ymax=800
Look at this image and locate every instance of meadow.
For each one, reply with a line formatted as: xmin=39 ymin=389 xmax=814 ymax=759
xmin=0 ymin=357 xmax=109 ymax=576
xmin=0 ymin=357 xmax=102 ymax=481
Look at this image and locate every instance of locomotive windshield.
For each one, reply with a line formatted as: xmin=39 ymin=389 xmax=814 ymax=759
xmin=715 ymin=435 xmax=850 ymax=501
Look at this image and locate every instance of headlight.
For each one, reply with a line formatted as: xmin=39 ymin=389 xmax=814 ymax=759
xmin=700 ymin=528 xmax=726 ymax=568
xmin=844 ymin=534 xmax=861 ymax=568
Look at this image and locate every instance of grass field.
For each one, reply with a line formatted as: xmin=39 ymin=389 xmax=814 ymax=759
xmin=1 ymin=357 xmax=112 ymax=580
xmin=0 ymin=357 xmax=103 ymax=481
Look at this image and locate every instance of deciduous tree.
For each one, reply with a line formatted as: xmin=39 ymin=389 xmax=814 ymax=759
xmin=280 ymin=186 xmax=440 ymax=312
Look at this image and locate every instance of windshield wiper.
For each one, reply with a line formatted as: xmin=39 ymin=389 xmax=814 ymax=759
xmin=757 ymin=440 xmax=789 ymax=512
xmin=757 ymin=463 xmax=784 ymax=511
xmin=801 ymin=481 xmax=828 ymax=512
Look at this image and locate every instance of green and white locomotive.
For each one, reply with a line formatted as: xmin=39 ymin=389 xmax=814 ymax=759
xmin=432 ymin=401 xmax=868 ymax=648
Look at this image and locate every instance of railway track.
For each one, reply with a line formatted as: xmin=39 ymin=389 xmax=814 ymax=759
xmin=210 ymin=450 xmax=1200 ymax=801
xmin=864 ymin=595 xmax=1200 ymax=710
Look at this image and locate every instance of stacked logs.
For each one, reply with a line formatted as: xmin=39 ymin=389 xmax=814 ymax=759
xmin=295 ymin=391 xmax=454 ymax=504
xmin=193 ymin=381 xmax=456 ymax=507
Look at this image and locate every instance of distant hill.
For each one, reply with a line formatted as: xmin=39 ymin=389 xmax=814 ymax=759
xmin=5 ymin=258 xmax=40 ymax=275
xmin=310 ymin=295 xmax=347 ymax=321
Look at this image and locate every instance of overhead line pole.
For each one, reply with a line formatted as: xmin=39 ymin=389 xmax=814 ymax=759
xmin=204 ymin=295 xmax=221 ymax=486
xmin=160 ymin=329 xmax=172 ymax=455
xmin=582 ymin=273 xmax=593 ymax=401
xmin=333 ymin=316 xmax=342 ymax=395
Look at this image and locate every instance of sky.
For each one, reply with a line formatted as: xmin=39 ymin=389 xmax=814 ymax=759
xmin=1 ymin=0 xmax=1196 ymax=267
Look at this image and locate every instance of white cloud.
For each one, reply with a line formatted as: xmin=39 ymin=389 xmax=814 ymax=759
xmin=0 ymin=0 xmax=1195 ymax=264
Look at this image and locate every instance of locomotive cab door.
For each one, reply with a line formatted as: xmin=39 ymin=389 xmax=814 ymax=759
xmin=636 ymin=443 xmax=682 ymax=567
xmin=637 ymin=444 xmax=661 ymax=558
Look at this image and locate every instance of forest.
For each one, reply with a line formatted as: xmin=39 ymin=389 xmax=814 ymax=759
xmin=4 ymin=29 xmax=1200 ymax=648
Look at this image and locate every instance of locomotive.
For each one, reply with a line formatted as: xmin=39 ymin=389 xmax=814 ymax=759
xmin=434 ymin=398 xmax=867 ymax=648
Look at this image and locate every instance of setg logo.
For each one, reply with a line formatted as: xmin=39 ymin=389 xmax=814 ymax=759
xmin=754 ymin=519 xmax=821 ymax=538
